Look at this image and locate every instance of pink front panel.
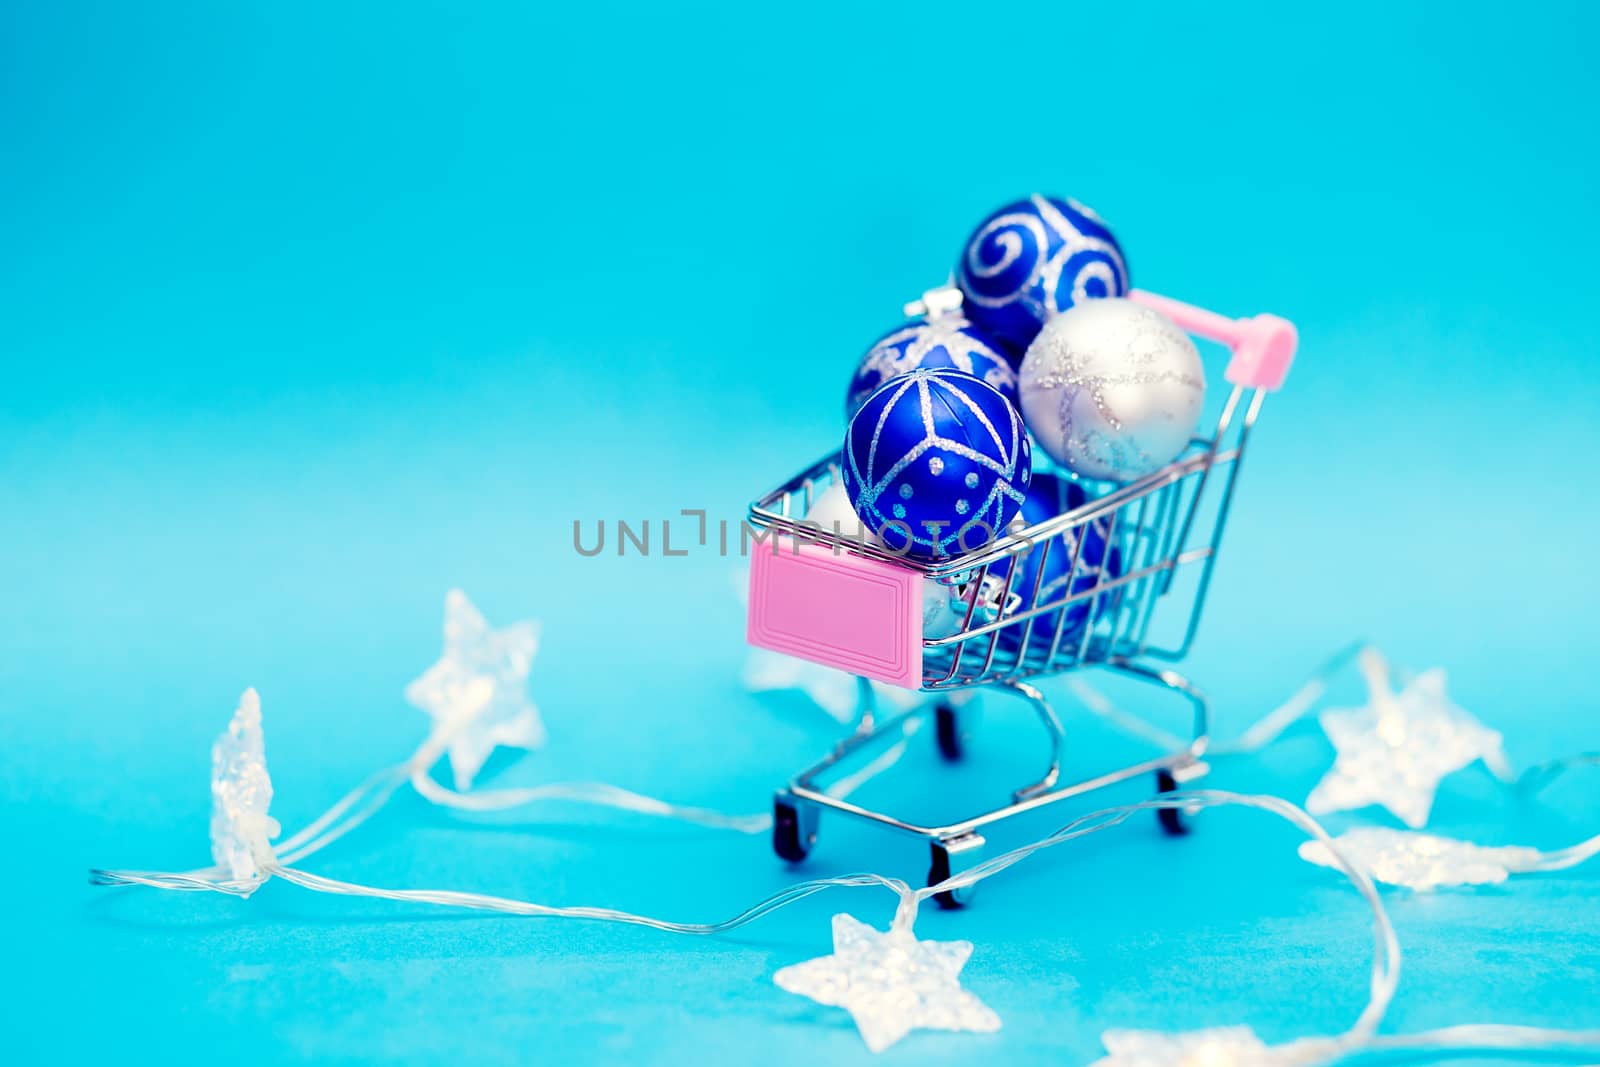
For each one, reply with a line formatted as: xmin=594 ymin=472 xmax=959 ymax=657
xmin=747 ymin=539 xmax=922 ymax=689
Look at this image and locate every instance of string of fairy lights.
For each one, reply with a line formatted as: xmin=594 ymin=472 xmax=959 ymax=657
xmin=93 ymin=590 xmax=1600 ymax=1063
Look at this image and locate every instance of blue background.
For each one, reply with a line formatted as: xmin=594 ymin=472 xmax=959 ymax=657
xmin=4 ymin=1 xmax=1598 ymax=1062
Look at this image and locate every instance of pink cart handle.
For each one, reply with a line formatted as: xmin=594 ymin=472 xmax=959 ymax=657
xmin=1129 ymin=288 xmax=1298 ymax=392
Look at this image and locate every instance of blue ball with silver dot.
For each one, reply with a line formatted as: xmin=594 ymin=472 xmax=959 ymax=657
xmin=841 ymin=369 xmax=1031 ymax=559
xmin=955 ymin=193 xmax=1131 ymax=356
xmin=845 ymin=315 xmax=1017 ymax=419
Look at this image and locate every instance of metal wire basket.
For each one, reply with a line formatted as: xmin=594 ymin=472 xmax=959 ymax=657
xmin=745 ymin=288 xmax=1297 ymax=905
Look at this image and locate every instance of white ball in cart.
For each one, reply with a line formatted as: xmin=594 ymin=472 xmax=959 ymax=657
xmin=805 ymin=480 xmax=878 ymax=543
xmin=1018 ymin=298 xmax=1206 ymax=483
xmin=804 ymin=482 xmax=966 ymax=639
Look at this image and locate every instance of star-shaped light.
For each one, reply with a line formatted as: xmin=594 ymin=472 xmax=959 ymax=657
xmin=774 ymin=913 xmax=1000 ymax=1052
xmin=1299 ymin=827 xmax=1542 ymax=891
xmin=405 ymin=589 xmax=542 ymax=791
xmin=1092 ymin=1027 xmax=1334 ymax=1067
xmin=1306 ymin=650 xmax=1509 ymax=828
xmin=209 ymin=688 xmax=281 ymax=889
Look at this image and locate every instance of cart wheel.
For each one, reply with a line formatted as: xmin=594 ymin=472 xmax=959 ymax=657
xmin=934 ymin=702 xmax=963 ymax=762
xmin=1155 ymin=769 xmax=1189 ymax=836
xmin=927 ymin=833 xmax=985 ymax=909
xmin=773 ymin=794 xmax=816 ymax=863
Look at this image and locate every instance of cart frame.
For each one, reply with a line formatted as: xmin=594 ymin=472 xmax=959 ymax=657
xmin=745 ymin=288 xmax=1297 ymax=905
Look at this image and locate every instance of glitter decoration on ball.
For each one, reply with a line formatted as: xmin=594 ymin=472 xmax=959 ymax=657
xmin=845 ymin=315 xmax=1017 ymax=418
xmin=1019 ymin=298 xmax=1206 ymax=483
xmin=842 ymin=369 xmax=1030 ymax=558
xmin=956 ymin=194 xmax=1131 ymax=355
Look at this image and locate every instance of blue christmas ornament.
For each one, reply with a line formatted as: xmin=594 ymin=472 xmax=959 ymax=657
xmin=955 ymin=194 xmax=1131 ymax=356
xmin=987 ymin=472 xmax=1123 ymax=656
xmin=845 ymin=315 xmax=1017 ymax=418
xmin=841 ymin=369 xmax=1031 ymax=558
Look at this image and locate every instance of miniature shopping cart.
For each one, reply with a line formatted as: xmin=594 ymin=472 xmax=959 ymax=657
xmin=745 ymin=287 xmax=1297 ymax=906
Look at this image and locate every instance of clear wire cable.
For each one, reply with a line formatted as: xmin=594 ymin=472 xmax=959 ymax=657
xmin=271 ymin=865 xmax=916 ymax=936
xmin=1072 ymin=644 xmax=1598 ymax=803
xmin=93 ymin=789 xmax=1397 ymax=1043
xmin=289 ymin=721 xmax=783 ymax=873
xmin=1068 ymin=642 xmax=1367 ymax=757
xmin=276 ymin=765 xmax=412 ymax=866
xmin=1362 ymin=1023 xmax=1600 ymax=1057
xmin=1217 ymin=642 xmax=1368 ymax=756
xmin=407 ymin=771 xmax=772 ymax=833
xmin=91 ymin=786 xmax=1600 ymax=1060
xmin=89 ymin=867 xmax=259 ymax=895
xmin=1525 ymin=832 xmax=1600 ymax=872
xmin=913 ymin=789 xmax=1400 ymax=1045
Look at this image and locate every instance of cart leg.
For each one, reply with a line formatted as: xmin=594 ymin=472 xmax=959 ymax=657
xmin=1000 ymin=680 xmax=1066 ymax=802
xmin=1091 ymin=659 xmax=1210 ymax=836
xmin=1155 ymin=757 xmax=1209 ymax=835
xmin=934 ymin=701 xmax=963 ymax=761
xmin=927 ymin=832 xmax=985 ymax=909
xmin=772 ymin=791 xmax=818 ymax=863
xmin=1154 ymin=769 xmax=1189 ymax=836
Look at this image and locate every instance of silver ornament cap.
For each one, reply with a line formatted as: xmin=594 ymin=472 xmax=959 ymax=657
xmin=1018 ymin=299 xmax=1205 ymax=482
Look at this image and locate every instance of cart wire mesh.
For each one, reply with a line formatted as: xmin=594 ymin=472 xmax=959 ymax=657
xmin=747 ymin=383 xmax=1266 ymax=691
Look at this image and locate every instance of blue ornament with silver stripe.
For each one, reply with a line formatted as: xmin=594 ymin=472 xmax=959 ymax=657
xmin=955 ymin=193 xmax=1131 ymax=356
xmin=841 ymin=369 xmax=1031 ymax=559
xmin=845 ymin=314 xmax=1017 ymax=418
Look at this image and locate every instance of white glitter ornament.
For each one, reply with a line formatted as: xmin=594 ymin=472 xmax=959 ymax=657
xmin=1306 ymin=650 xmax=1511 ymax=828
xmin=804 ymin=480 xmax=879 ymax=544
xmin=773 ymin=912 xmax=1001 ymax=1053
xmin=1299 ymin=827 xmax=1542 ymax=891
xmin=209 ymin=688 xmax=281 ymax=888
xmin=405 ymin=589 xmax=542 ymax=791
xmin=1019 ymin=298 xmax=1205 ymax=482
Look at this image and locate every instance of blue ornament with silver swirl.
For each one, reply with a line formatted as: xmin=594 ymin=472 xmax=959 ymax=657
xmin=845 ymin=315 xmax=1017 ymax=418
xmin=841 ymin=369 xmax=1031 ymax=559
xmin=955 ymin=194 xmax=1131 ymax=356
